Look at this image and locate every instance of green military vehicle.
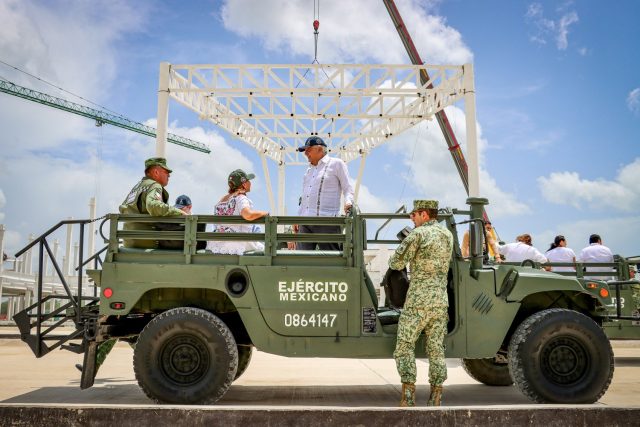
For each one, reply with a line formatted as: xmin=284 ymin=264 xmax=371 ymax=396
xmin=14 ymin=197 xmax=640 ymax=405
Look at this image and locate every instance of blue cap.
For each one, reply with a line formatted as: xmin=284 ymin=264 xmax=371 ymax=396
xmin=297 ymin=136 xmax=327 ymax=152
xmin=174 ymin=195 xmax=192 ymax=209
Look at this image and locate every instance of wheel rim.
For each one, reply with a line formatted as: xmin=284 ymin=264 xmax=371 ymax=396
xmin=540 ymin=336 xmax=589 ymax=385
xmin=160 ymin=334 xmax=211 ymax=385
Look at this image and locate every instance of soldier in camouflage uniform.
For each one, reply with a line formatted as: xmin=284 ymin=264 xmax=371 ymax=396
xmin=76 ymin=157 xmax=186 ymax=374
xmin=389 ymin=199 xmax=453 ymax=407
xmin=119 ymin=157 xmax=187 ymax=248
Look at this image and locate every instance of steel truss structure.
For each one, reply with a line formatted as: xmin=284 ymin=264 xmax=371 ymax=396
xmin=155 ymin=62 xmax=479 ymax=213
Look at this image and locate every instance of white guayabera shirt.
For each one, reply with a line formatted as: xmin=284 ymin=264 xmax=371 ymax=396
xmin=298 ymin=155 xmax=354 ymax=217
xmin=545 ymin=247 xmax=577 ymax=272
xmin=578 ymin=243 xmax=614 ymax=280
xmin=499 ymin=242 xmax=548 ymax=264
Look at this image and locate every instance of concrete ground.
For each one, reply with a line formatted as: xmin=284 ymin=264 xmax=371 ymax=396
xmin=0 ymin=331 xmax=638 ymax=407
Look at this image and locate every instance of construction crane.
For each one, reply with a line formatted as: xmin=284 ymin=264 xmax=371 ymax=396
xmin=0 ymin=77 xmax=210 ymax=154
xmin=383 ymin=0 xmax=470 ymax=194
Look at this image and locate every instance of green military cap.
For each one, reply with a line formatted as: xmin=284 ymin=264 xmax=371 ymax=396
xmin=144 ymin=157 xmax=172 ymax=173
xmin=228 ymin=169 xmax=256 ymax=187
xmin=411 ymin=199 xmax=438 ymax=212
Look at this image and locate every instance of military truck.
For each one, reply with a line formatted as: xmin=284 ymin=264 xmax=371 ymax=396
xmin=14 ymin=197 xmax=640 ymax=405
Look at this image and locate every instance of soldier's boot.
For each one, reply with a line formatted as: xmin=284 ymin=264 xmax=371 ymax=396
xmin=427 ymin=385 xmax=443 ymax=407
xmin=399 ymin=382 xmax=416 ymax=407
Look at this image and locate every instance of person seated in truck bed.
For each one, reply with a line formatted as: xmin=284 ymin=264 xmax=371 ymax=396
xmin=207 ymin=169 xmax=269 ymax=255
xmin=157 ymin=195 xmax=207 ymax=250
xmin=119 ymin=157 xmax=187 ymax=248
xmin=499 ymin=233 xmax=548 ymax=265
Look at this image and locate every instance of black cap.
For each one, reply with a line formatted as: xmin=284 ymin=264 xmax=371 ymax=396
xmin=297 ymin=136 xmax=327 ymax=152
xmin=174 ymin=195 xmax=192 ymax=209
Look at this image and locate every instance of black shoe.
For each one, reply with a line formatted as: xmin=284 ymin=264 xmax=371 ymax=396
xmin=75 ymin=364 xmax=83 ymax=372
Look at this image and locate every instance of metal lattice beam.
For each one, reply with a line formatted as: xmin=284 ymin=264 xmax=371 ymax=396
xmin=0 ymin=78 xmax=210 ymax=154
xmin=166 ymin=64 xmax=466 ymax=164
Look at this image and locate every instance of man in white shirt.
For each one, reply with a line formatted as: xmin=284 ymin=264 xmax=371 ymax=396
xmin=292 ymin=136 xmax=354 ymax=250
xmin=578 ymin=234 xmax=614 ymax=280
xmin=499 ymin=234 xmax=548 ymax=264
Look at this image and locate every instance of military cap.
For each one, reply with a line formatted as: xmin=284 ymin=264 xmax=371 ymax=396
xmin=228 ymin=169 xmax=255 ymax=187
xmin=144 ymin=157 xmax=172 ymax=173
xmin=297 ymin=136 xmax=327 ymax=152
xmin=411 ymin=199 xmax=438 ymax=212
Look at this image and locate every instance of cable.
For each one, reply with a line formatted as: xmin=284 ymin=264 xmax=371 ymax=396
xmin=0 ymin=58 xmax=123 ymax=117
xmin=294 ymin=0 xmax=336 ymax=89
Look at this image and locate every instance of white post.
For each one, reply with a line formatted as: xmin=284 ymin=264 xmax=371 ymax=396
xmin=463 ymin=63 xmax=480 ymax=198
xmin=156 ymin=62 xmax=171 ymax=158
xmin=260 ymin=153 xmax=276 ymax=213
xmin=63 ymin=218 xmax=73 ymax=277
xmin=8 ymin=297 xmax=14 ymax=321
xmin=277 ymin=163 xmax=286 ymax=215
xmin=0 ymin=224 xmax=5 ymax=274
xmin=354 ymin=153 xmax=367 ymax=204
xmin=25 ymin=234 xmax=34 ymax=275
xmin=88 ymin=197 xmax=97 ymax=257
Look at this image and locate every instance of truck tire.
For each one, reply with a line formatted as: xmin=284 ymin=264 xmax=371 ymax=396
xmin=134 ymin=307 xmax=238 ymax=404
xmin=461 ymin=356 xmax=513 ymax=386
xmin=508 ymin=308 xmax=614 ymax=403
xmin=234 ymin=345 xmax=253 ymax=381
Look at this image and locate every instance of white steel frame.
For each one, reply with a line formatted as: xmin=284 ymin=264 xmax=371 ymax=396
xmin=155 ymin=63 xmax=480 ymax=213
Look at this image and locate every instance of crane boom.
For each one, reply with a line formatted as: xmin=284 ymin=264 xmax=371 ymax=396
xmin=383 ymin=0 xmax=470 ymax=194
xmin=0 ymin=78 xmax=210 ymax=154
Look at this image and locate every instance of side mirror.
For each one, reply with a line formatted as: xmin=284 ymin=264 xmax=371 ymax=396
xmin=470 ymin=222 xmax=483 ymax=259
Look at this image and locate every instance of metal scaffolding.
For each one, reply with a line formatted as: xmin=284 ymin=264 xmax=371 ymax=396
xmin=155 ymin=62 xmax=479 ymax=213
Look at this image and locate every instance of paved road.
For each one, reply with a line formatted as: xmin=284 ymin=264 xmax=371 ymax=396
xmin=1 ymin=334 xmax=639 ymax=407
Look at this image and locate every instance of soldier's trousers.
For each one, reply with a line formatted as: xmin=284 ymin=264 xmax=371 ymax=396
xmin=95 ymin=338 xmax=136 ymax=370
xmin=394 ymin=306 xmax=448 ymax=386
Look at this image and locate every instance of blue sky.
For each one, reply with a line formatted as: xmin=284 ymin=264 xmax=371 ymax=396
xmin=0 ymin=0 xmax=639 ymax=257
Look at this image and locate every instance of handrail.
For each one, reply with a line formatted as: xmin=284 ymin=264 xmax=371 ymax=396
xmin=14 ymin=218 xmax=94 ymax=258
xmin=77 ymin=245 xmax=108 ymax=270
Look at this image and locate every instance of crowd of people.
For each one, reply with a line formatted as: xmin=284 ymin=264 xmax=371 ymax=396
xmin=488 ymin=231 xmax=615 ymax=278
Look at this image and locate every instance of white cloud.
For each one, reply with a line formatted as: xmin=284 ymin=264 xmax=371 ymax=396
xmin=537 ymin=158 xmax=640 ymax=211
xmin=627 ymin=88 xmax=640 ymax=115
xmin=0 ymin=0 xmax=146 ymax=154
xmin=556 ymin=11 xmax=578 ymax=50
xmin=356 ymin=183 xmax=390 ymax=213
xmin=525 ymin=2 xmax=579 ymax=51
xmin=386 ymin=106 xmax=529 ymax=219
xmin=220 ymin=0 xmax=472 ymax=64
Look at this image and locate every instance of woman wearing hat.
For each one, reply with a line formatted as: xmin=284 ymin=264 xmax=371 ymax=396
xmin=207 ymin=169 xmax=269 ymax=255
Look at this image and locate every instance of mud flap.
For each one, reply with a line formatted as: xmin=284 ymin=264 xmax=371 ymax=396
xmin=80 ymin=340 xmax=98 ymax=390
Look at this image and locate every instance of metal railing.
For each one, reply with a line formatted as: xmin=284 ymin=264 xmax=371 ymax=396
xmin=13 ymin=219 xmax=102 ymax=357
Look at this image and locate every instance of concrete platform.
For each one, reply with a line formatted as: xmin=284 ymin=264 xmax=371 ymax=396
xmin=1 ymin=332 xmax=639 ymax=425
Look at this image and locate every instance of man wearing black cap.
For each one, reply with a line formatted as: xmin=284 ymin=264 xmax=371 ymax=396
xmin=290 ymin=136 xmax=354 ymax=251
xmin=119 ymin=157 xmax=187 ymax=248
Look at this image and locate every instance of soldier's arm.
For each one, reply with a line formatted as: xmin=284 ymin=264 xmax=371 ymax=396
xmin=389 ymin=232 xmax=418 ymax=270
xmin=145 ymin=187 xmax=184 ymax=216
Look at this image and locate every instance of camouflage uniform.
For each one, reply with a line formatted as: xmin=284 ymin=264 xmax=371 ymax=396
xmin=119 ymin=158 xmax=184 ymax=248
xmin=390 ymin=201 xmax=453 ymax=389
xmin=91 ymin=158 xmax=177 ymax=372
